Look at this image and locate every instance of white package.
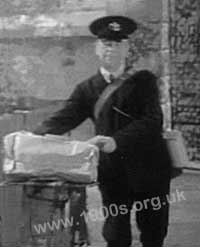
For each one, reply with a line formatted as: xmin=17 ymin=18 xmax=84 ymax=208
xmin=3 ymin=131 xmax=99 ymax=183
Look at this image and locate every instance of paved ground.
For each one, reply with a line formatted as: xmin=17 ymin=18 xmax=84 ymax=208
xmin=1 ymin=170 xmax=200 ymax=247
xmin=86 ymin=171 xmax=200 ymax=247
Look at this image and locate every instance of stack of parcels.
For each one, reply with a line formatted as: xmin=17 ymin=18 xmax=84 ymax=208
xmin=3 ymin=131 xmax=99 ymax=183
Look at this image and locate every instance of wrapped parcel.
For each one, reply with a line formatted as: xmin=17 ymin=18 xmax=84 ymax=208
xmin=3 ymin=131 xmax=98 ymax=183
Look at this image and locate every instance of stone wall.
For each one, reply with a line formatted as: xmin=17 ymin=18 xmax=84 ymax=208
xmin=169 ymin=0 xmax=200 ymax=161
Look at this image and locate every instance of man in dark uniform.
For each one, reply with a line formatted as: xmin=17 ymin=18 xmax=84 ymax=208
xmin=34 ymin=16 xmax=172 ymax=247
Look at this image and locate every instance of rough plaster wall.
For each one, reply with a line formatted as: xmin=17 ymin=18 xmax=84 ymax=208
xmin=0 ymin=37 xmax=98 ymax=100
xmin=126 ymin=0 xmax=162 ymax=74
xmin=0 ymin=0 xmax=163 ymax=140
xmin=169 ymin=0 xmax=200 ymax=161
xmin=0 ymin=0 xmax=163 ymax=103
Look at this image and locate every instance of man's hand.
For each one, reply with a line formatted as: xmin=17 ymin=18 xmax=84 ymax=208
xmin=87 ymin=135 xmax=117 ymax=153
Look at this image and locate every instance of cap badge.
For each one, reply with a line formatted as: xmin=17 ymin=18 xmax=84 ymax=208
xmin=108 ymin=22 xmax=121 ymax=31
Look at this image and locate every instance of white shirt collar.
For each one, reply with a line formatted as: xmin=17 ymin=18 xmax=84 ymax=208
xmin=100 ymin=64 xmax=125 ymax=83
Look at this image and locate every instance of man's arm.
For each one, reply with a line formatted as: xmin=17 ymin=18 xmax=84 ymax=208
xmin=34 ymin=83 xmax=90 ymax=135
xmin=87 ymin=71 xmax=163 ymax=154
xmin=113 ymin=71 xmax=163 ymax=154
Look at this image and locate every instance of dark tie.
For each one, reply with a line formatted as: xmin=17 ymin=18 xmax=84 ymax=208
xmin=109 ymin=74 xmax=115 ymax=83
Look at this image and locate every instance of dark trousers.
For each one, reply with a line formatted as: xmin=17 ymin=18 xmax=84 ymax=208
xmin=99 ymin=185 xmax=170 ymax=247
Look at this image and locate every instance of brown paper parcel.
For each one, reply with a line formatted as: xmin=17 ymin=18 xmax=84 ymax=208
xmin=3 ymin=131 xmax=99 ymax=183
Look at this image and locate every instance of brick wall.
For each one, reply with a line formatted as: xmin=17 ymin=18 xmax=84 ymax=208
xmin=169 ymin=0 xmax=200 ymax=161
xmin=1 ymin=0 xmax=193 ymax=245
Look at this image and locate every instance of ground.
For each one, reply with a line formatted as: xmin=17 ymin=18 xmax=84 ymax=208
xmin=86 ymin=171 xmax=200 ymax=247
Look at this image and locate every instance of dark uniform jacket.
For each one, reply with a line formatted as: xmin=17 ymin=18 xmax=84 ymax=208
xmin=34 ymin=70 xmax=172 ymax=193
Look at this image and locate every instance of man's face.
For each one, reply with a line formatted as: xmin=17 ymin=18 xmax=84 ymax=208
xmin=95 ymin=39 xmax=129 ymax=72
